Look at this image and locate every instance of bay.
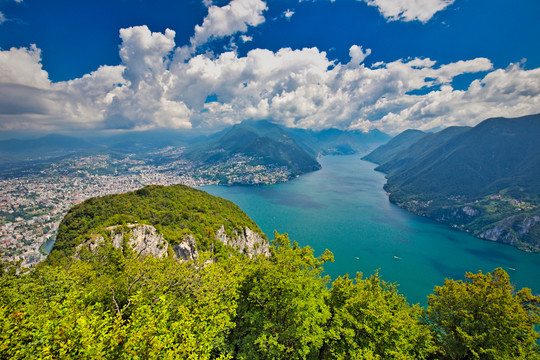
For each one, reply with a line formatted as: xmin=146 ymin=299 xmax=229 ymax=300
xmin=201 ymin=155 xmax=540 ymax=305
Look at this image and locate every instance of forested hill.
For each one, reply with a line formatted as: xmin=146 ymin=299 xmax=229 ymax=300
xmin=365 ymin=113 xmax=540 ymax=251
xmin=185 ymin=120 xmax=321 ymax=178
xmin=375 ymin=126 xmax=471 ymax=175
xmin=1 ymin=184 xmax=539 ymax=358
xmin=47 ymin=184 xmax=265 ymax=264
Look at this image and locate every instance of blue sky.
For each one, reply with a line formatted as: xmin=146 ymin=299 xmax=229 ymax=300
xmin=0 ymin=0 xmax=539 ymax=135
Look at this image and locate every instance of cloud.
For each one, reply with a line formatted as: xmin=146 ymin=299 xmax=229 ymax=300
xmin=191 ymin=0 xmax=267 ymax=48
xmin=0 ymin=0 xmax=23 ymax=25
xmin=361 ymin=0 xmax=455 ymax=23
xmin=240 ymin=35 xmax=253 ymax=42
xmin=348 ymin=45 xmax=371 ymax=66
xmin=284 ymin=9 xmax=295 ymax=20
xmin=118 ymin=26 xmax=176 ymax=89
xmin=0 ymin=45 xmax=50 ymax=88
xmin=1 ymin=26 xmax=539 ymax=134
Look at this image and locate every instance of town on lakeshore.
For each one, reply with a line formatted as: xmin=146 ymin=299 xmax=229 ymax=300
xmin=0 ymin=152 xmax=291 ymax=267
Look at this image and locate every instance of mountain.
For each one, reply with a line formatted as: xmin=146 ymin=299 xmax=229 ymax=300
xmin=382 ymin=115 xmax=540 ymax=199
xmin=372 ymin=114 xmax=540 ymax=251
xmin=361 ymin=129 xmax=428 ymax=165
xmin=0 ymin=134 xmax=98 ymax=163
xmin=89 ymin=130 xmax=201 ymax=154
xmin=375 ymin=126 xmax=471 ymax=175
xmin=185 ymin=120 xmax=321 ymax=179
xmin=287 ymin=128 xmax=390 ymax=156
xmin=47 ymin=184 xmax=267 ymax=265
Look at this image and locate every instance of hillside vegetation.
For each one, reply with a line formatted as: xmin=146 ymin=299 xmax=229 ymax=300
xmin=365 ymin=114 xmax=540 ymax=251
xmin=185 ymin=120 xmax=321 ymax=180
xmin=2 ymin=237 xmax=539 ymax=359
xmin=47 ymin=184 xmax=264 ymax=264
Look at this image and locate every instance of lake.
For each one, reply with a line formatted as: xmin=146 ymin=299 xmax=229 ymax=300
xmin=201 ymin=155 xmax=540 ymax=305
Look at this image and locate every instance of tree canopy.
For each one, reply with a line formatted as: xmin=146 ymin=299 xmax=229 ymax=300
xmin=2 ymin=237 xmax=538 ymax=359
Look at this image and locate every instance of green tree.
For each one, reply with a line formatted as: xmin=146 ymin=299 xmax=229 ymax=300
xmin=426 ymin=267 xmax=540 ymax=359
xmin=322 ymin=272 xmax=434 ymax=360
xmin=231 ymin=232 xmax=333 ymax=360
xmin=0 ymin=249 xmax=241 ymax=360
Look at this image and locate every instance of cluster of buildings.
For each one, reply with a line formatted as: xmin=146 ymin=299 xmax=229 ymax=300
xmin=0 ymin=152 xmax=292 ymax=267
xmin=195 ymin=155 xmax=293 ymax=185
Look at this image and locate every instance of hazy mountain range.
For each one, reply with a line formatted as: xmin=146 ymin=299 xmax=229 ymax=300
xmin=0 ymin=120 xmax=389 ymax=179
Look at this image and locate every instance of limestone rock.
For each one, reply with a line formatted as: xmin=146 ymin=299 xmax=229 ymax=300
xmin=462 ymin=206 xmax=479 ymax=217
xmin=76 ymin=224 xmax=170 ymax=259
xmin=76 ymin=223 xmax=269 ymax=260
xmin=112 ymin=224 xmax=169 ymax=258
xmin=478 ymin=215 xmax=540 ymax=249
xmin=172 ymin=235 xmax=199 ymax=261
xmin=216 ymin=225 xmax=270 ymax=258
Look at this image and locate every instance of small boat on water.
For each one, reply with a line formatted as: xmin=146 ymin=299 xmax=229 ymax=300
xmin=355 ymin=257 xmax=360 ymax=260
xmin=508 ymin=267 xmax=516 ymax=271
xmin=393 ymin=256 xmax=401 ymax=260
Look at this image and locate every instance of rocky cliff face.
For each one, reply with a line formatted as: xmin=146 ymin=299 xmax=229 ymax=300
xmin=76 ymin=223 xmax=268 ymax=260
xmin=215 ymin=225 xmax=270 ymax=258
xmin=391 ymin=197 xmax=540 ymax=252
xmin=478 ymin=215 xmax=540 ymax=250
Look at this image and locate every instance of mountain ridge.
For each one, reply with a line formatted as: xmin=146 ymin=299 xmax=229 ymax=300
xmin=361 ymin=129 xmax=428 ymax=165
xmin=364 ymin=113 xmax=540 ymax=251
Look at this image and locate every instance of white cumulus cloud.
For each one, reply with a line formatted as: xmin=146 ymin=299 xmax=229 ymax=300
xmin=191 ymin=0 xmax=267 ymax=48
xmin=361 ymin=0 xmax=455 ymax=23
xmin=349 ymin=45 xmax=371 ymax=66
xmin=0 ymin=45 xmax=50 ymax=89
xmin=1 ymin=26 xmax=539 ymax=134
xmin=240 ymin=35 xmax=253 ymax=42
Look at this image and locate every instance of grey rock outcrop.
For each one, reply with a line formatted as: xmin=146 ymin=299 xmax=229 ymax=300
xmin=462 ymin=206 xmax=479 ymax=217
xmin=478 ymin=215 xmax=540 ymax=249
xmin=172 ymin=235 xmax=199 ymax=261
xmin=76 ymin=223 xmax=269 ymax=260
xmin=76 ymin=224 xmax=170 ymax=259
xmin=477 ymin=225 xmax=518 ymax=245
xmin=216 ymin=225 xmax=270 ymax=258
xmin=113 ymin=224 xmax=169 ymax=258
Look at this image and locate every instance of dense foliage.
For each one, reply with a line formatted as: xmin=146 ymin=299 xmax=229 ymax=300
xmin=1 ymin=236 xmax=539 ymax=359
xmin=426 ymin=268 xmax=540 ymax=359
xmin=47 ymin=184 xmax=264 ymax=264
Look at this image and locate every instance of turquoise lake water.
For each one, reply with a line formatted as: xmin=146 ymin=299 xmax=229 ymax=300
xmin=201 ymin=155 xmax=540 ymax=305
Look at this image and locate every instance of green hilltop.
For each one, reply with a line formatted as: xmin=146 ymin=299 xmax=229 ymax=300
xmin=47 ymin=184 xmax=264 ymax=264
